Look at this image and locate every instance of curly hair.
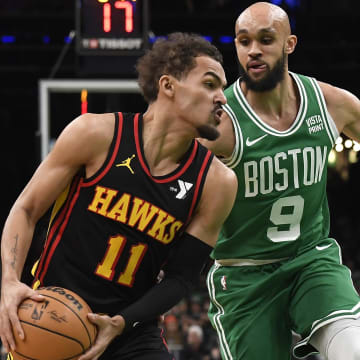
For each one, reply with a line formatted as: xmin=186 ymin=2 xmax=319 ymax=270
xmin=136 ymin=32 xmax=223 ymax=103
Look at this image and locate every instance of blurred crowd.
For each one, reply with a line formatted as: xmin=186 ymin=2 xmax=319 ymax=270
xmin=161 ymin=273 xmax=222 ymax=360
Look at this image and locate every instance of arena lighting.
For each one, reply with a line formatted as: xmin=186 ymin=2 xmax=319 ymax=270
xmin=219 ymin=36 xmax=233 ymax=44
xmin=328 ymin=149 xmax=337 ymax=166
xmin=349 ymin=150 xmax=358 ymax=164
xmin=335 ymin=143 xmax=344 ymax=153
xmin=81 ymin=89 xmax=88 ymax=114
xmin=270 ymin=0 xmax=300 ymax=8
xmin=43 ymin=35 xmax=51 ymax=44
xmin=344 ymin=139 xmax=353 ymax=149
xmin=353 ymin=142 xmax=360 ymax=152
xmin=335 ymin=136 xmax=343 ymax=145
xmin=1 ymin=35 xmax=15 ymax=43
xmin=64 ymin=35 xmax=73 ymax=44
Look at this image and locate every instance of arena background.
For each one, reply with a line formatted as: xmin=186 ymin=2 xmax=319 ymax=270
xmin=0 ymin=1 xmax=359 ymax=359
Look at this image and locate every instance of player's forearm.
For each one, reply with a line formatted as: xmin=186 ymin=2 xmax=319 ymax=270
xmin=118 ymin=274 xmax=189 ymax=331
xmin=118 ymin=232 xmax=213 ymax=331
xmin=1 ymin=207 xmax=36 ymax=282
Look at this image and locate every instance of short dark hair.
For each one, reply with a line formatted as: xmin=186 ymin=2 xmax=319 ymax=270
xmin=136 ymin=32 xmax=223 ymax=103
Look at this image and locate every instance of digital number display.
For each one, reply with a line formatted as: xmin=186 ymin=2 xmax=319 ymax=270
xmin=76 ymin=0 xmax=149 ymax=55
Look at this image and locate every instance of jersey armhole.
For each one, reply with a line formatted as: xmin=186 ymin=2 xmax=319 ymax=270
xmin=82 ymin=112 xmax=124 ymax=186
xmin=222 ymin=104 xmax=243 ymax=169
xmin=309 ymin=78 xmax=339 ymax=145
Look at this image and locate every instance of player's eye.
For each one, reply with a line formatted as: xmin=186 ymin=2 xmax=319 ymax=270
xmin=204 ymin=81 xmax=215 ymax=89
xmin=261 ymin=37 xmax=274 ymax=44
xmin=238 ymin=38 xmax=249 ymax=46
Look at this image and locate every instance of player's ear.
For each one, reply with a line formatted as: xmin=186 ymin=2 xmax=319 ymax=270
xmin=285 ymin=34 xmax=297 ymax=54
xmin=159 ymin=75 xmax=174 ymax=98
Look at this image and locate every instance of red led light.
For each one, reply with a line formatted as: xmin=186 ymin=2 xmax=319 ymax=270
xmin=114 ymin=1 xmax=134 ymax=33
xmin=98 ymin=1 xmax=136 ymax=34
xmin=103 ymin=3 xmax=111 ymax=32
xmin=81 ymin=89 xmax=88 ymax=114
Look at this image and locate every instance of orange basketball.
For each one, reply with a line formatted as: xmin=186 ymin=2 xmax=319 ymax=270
xmin=11 ymin=286 xmax=97 ymax=360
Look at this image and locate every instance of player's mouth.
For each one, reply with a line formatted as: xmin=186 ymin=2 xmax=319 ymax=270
xmin=247 ymin=60 xmax=267 ymax=74
xmin=213 ymin=107 xmax=223 ymax=125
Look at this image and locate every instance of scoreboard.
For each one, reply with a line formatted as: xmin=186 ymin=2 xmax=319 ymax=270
xmin=75 ymin=0 xmax=149 ymax=55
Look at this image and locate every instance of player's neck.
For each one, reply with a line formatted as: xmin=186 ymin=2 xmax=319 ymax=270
xmin=241 ymin=72 xmax=300 ymax=130
xmin=142 ymin=105 xmax=194 ymax=176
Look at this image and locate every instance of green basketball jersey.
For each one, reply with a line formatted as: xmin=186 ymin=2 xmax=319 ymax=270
xmin=212 ymin=72 xmax=339 ymax=260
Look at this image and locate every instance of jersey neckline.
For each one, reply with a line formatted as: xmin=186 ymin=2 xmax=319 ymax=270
xmin=233 ymin=72 xmax=308 ymax=137
xmin=134 ymin=113 xmax=198 ymax=183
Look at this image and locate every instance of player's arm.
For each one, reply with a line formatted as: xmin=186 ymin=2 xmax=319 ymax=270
xmin=319 ymin=81 xmax=360 ymax=141
xmin=185 ymin=157 xmax=238 ymax=245
xmin=0 ymin=113 xmax=113 ymax=352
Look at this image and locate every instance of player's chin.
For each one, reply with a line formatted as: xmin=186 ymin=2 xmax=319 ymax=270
xmin=197 ymin=124 xmax=220 ymax=141
xmin=248 ymin=71 xmax=267 ymax=82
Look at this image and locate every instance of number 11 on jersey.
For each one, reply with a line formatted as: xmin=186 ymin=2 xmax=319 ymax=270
xmin=95 ymin=235 xmax=148 ymax=287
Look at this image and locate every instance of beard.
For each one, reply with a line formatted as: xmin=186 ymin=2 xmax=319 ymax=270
xmin=239 ymin=51 xmax=286 ymax=92
xmin=197 ymin=124 xmax=220 ymax=141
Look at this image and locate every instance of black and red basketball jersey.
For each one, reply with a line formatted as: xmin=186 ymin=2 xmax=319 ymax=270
xmin=33 ymin=112 xmax=214 ymax=316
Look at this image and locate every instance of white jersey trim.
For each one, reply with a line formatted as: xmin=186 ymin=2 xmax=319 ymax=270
xmin=309 ymin=77 xmax=339 ymax=145
xmin=215 ymin=257 xmax=289 ymax=266
xmin=222 ymin=97 xmax=244 ymax=169
xmin=233 ymin=72 xmax=308 ymax=136
xmin=207 ymin=263 xmax=234 ymax=360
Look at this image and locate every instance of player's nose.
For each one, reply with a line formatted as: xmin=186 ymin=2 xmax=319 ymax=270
xmin=215 ymin=89 xmax=227 ymax=106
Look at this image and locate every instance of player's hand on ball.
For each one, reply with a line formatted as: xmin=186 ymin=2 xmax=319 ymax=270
xmin=0 ymin=280 xmax=44 ymax=353
xmin=78 ymin=313 xmax=125 ymax=360
xmin=8 ymin=287 xmax=97 ymax=360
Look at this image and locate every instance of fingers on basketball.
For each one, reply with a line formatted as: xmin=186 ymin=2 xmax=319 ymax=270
xmin=11 ymin=286 xmax=97 ymax=360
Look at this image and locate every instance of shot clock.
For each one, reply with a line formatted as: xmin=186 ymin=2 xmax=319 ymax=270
xmin=75 ymin=0 xmax=149 ymax=55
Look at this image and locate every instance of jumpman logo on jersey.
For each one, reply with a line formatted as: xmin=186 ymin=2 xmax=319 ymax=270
xmin=116 ymin=154 xmax=135 ymax=174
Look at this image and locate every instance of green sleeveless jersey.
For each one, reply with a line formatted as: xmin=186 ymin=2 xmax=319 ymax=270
xmin=212 ymin=72 xmax=339 ymax=260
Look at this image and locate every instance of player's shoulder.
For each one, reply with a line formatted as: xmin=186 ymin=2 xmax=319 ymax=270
xmin=316 ymin=80 xmax=356 ymax=105
xmin=199 ymin=155 xmax=237 ymax=221
xmin=209 ymin=155 xmax=238 ymax=189
xmin=53 ymin=112 xmax=116 ymax=162
xmin=68 ymin=112 xmax=116 ymax=141
xmin=74 ymin=112 xmax=115 ymax=131
xmin=315 ymin=80 xmax=359 ymax=119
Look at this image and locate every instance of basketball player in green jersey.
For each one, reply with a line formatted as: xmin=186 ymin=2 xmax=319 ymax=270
xmin=201 ymin=2 xmax=360 ymax=360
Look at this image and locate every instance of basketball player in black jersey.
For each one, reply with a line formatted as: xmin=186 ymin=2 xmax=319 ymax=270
xmin=0 ymin=33 xmax=237 ymax=360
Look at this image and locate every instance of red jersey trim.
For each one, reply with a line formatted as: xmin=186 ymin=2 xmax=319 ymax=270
xmin=186 ymin=149 xmax=212 ymax=223
xmin=34 ymin=176 xmax=81 ymax=281
xmin=134 ymin=113 xmax=198 ymax=183
xmin=82 ymin=112 xmax=124 ymax=188
xmin=36 ymin=178 xmax=83 ymax=284
xmin=160 ymin=328 xmax=170 ymax=351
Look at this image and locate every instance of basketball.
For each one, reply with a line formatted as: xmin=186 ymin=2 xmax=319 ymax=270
xmin=11 ymin=286 xmax=97 ymax=360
